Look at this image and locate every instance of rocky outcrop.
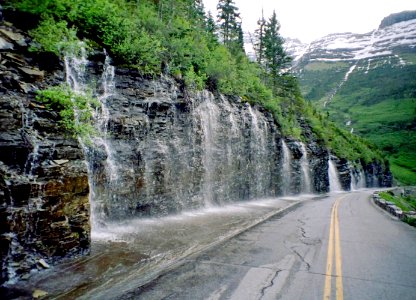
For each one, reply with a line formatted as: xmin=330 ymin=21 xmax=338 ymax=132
xmin=0 ymin=21 xmax=89 ymax=284
xmin=373 ymin=190 xmax=416 ymax=226
xmin=363 ymin=161 xmax=393 ymax=188
xmin=379 ymin=11 xmax=416 ymax=29
xmin=86 ymin=62 xmax=349 ymax=222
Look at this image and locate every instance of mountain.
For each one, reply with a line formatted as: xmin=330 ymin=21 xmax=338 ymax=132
xmin=287 ymin=11 xmax=416 ymax=185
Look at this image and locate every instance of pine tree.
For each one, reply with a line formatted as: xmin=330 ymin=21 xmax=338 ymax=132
xmin=233 ymin=21 xmax=245 ymax=54
xmin=254 ymin=9 xmax=266 ymax=66
xmin=206 ymin=11 xmax=219 ymax=48
xmin=188 ymin=0 xmax=206 ymax=26
xmin=216 ymin=0 xmax=240 ymax=48
xmin=263 ymin=10 xmax=291 ymax=93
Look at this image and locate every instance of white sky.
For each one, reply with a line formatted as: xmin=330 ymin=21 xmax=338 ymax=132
xmin=203 ymin=0 xmax=416 ymax=42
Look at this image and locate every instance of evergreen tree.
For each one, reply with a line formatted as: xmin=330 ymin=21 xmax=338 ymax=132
xmin=263 ymin=10 xmax=291 ymax=93
xmin=235 ymin=21 xmax=245 ymax=54
xmin=188 ymin=0 xmax=206 ymax=26
xmin=206 ymin=11 xmax=219 ymax=48
xmin=254 ymin=9 xmax=266 ymax=66
xmin=216 ymin=0 xmax=240 ymax=48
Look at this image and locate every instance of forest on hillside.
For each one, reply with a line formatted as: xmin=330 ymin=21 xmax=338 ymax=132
xmin=6 ymin=0 xmax=384 ymax=165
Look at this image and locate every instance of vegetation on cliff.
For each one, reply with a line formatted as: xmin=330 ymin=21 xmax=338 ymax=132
xmin=36 ymin=84 xmax=99 ymax=138
xmin=298 ymin=55 xmax=415 ymax=184
xmin=6 ymin=0 xmax=384 ymax=165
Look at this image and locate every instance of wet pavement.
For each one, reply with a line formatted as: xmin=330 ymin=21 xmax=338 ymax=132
xmin=7 ymin=190 xmax=416 ymax=300
xmin=119 ymin=190 xmax=416 ymax=300
xmin=4 ymin=196 xmax=309 ymax=299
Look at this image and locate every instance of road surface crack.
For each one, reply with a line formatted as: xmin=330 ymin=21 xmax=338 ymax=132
xmin=284 ymin=240 xmax=311 ymax=272
xmin=291 ymin=247 xmax=311 ymax=271
xmin=298 ymin=219 xmax=321 ymax=246
xmin=259 ymin=269 xmax=281 ymax=299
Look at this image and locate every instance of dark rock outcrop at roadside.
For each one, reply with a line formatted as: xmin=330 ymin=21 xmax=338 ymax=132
xmin=0 ymin=21 xmax=89 ymax=285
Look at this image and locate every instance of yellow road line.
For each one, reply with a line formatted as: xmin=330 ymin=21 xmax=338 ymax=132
xmin=323 ymin=201 xmax=335 ymax=299
xmin=323 ymin=198 xmax=344 ymax=300
xmin=334 ymin=200 xmax=344 ymax=300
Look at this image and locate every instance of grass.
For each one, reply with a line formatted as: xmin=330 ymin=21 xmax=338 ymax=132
xmin=326 ymin=97 xmax=416 ymax=185
xmin=390 ymin=163 xmax=416 ymax=186
xmin=379 ymin=191 xmax=416 ymax=226
xmin=298 ymin=54 xmax=416 ymax=185
xmin=379 ymin=191 xmax=416 ymax=212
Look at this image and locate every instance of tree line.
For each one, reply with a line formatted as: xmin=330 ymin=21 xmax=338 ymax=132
xmin=8 ymin=0 xmax=387 ymax=165
xmin=211 ymin=0 xmax=292 ymax=96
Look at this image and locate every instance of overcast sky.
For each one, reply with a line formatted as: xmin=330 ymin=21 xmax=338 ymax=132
xmin=203 ymin=0 xmax=416 ymax=42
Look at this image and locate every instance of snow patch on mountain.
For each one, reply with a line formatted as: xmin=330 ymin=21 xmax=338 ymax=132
xmin=284 ymin=38 xmax=309 ymax=61
xmin=286 ymin=18 xmax=416 ymax=63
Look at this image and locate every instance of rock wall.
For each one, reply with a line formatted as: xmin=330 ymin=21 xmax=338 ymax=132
xmin=0 ymin=22 xmax=89 ymax=284
xmin=89 ymin=68 xmax=286 ymax=219
xmin=86 ymin=64 xmax=341 ymax=222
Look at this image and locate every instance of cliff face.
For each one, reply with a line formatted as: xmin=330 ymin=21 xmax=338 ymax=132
xmin=0 ymin=19 xmax=391 ymax=284
xmin=0 ymin=22 xmax=90 ymax=284
xmin=86 ymin=65 xmax=332 ymax=220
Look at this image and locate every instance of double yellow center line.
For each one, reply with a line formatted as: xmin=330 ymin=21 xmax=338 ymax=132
xmin=323 ymin=198 xmax=344 ymax=300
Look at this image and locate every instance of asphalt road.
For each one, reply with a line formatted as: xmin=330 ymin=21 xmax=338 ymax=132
xmin=121 ymin=190 xmax=416 ymax=300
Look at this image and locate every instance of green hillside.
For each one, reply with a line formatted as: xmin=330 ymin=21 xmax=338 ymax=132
xmin=298 ymin=52 xmax=416 ymax=185
xmin=5 ymin=0 xmax=385 ymax=166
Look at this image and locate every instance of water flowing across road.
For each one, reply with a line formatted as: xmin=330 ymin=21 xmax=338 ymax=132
xmin=8 ymin=190 xmax=412 ymax=300
xmin=11 ymin=196 xmax=312 ymax=298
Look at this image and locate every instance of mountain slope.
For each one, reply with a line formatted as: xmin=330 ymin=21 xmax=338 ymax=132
xmin=288 ymin=12 xmax=416 ymax=185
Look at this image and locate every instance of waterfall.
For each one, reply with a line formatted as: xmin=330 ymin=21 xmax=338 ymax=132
xmin=351 ymin=168 xmax=366 ymax=190
xmin=96 ymin=53 xmax=119 ymax=182
xmin=328 ymin=159 xmax=342 ymax=192
xmin=198 ymin=93 xmax=220 ymax=207
xmin=247 ymin=106 xmax=269 ymax=197
xmin=63 ymin=47 xmax=122 ymax=224
xmin=281 ymin=140 xmax=292 ymax=195
xmin=358 ymin=169 xmax=366 ymax=188
xmin=351 ymin=169 xmax=357 ymax=191
xmin=299 ymin=142 xmax=312 ymax=193
xmin=64 ymin=47 xmax=88 ymax=94
xmin=62 ymin=50 xmax=344 ymax=220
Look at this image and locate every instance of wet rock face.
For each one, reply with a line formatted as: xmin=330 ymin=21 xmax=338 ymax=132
xmin=87 ymin=65 xmax=339 ymax=221
xmin=308 ymin=142 xmax=330 ymax=193
xmin=89 ymin=71 xmax=286 ymax=219
xmin=0 ymin=22 xmax=89 ymax=284
xmin=335 ymin=158 xmax=353 ymax=191
xmin=363 ymin=162 xmax=393 ymax=188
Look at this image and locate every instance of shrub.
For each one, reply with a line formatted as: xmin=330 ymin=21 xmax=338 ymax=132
xmin=36 ymin=84 xmax=99 ymax=139
xmin=29 ymin=17 xmax=81 ymax=55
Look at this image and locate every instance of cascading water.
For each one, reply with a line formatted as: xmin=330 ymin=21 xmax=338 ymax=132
xmin=351 ymin=170 xmax=357 ymax=191
xmin=62 ymin=50 xmax=347 ymax=222
xmin=247 ymin=106 xmax=270 ymax=197
xmin=96 ymin=54 xmax=119 ymax=182
xmin=351 ymin=168 xmax=367 ymax=190
xmin=63 ymin=47 xmax=122 ymax=225
xmin=281 ymin=140 xmax=292 ymax=195
xmin=198 ymin=93 xmax=220 ymax=206
xmin=328 ymin=159 xmax=342 ymax=192
xmin=299 ymin=142 xmax=312 ymax=193
xmin=358 ymin=170 xmax=366 ymax=188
